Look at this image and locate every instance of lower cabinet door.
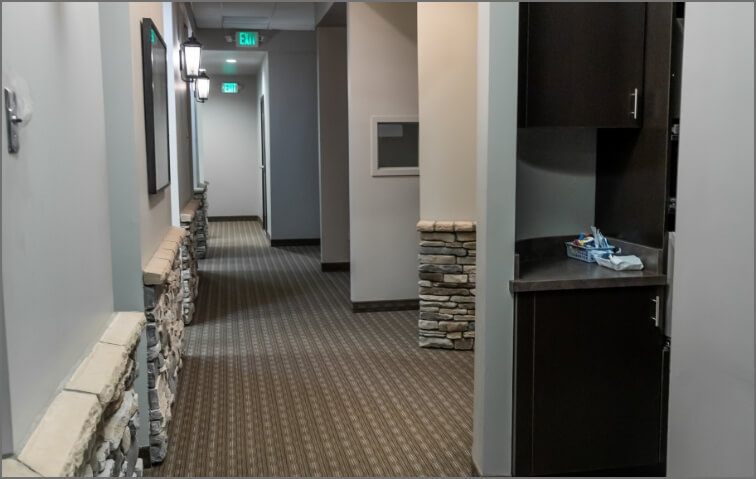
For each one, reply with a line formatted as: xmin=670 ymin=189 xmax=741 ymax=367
xmin=514 ymin=287 xmax=666 ymax=476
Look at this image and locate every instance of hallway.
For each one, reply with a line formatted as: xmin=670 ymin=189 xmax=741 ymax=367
xmin=150 ymin=221 xmax=474 ymax=477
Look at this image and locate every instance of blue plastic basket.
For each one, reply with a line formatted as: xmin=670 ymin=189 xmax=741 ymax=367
xmin=564 ymin=242 xmax=616 ymax=263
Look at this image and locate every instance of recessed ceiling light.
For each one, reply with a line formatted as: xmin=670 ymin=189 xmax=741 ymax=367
xmin=226 ymin=59 xmax=237 ymax=64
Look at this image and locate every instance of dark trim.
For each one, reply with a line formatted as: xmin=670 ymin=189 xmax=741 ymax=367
xmin=321 ymin=262 xmax=350 ymax=272
xmin=352 ymin=299 xmax=419 ymax=313
xmin=317 ymin=2 xmax=346 ymax=27
xmin=140 ymin=18 xmax=171 ymax=194
xmin=548 ymin=462 xmax=665 ymax=477
xmin=270 ymin=238 xmax=320 ymax=247
xmin=138 ymin=446 xmax=153 ymax=469
xmin=208 ymin=215 xmax=260 ymax=222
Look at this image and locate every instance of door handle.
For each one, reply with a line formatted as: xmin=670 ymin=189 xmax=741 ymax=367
xmin=630 ymin=88 xmax=639 ymax=120
xmin=651 ymin=296 xmax=660 ymax=328
xmin=5 ymin=88 xmax=21 ymax=153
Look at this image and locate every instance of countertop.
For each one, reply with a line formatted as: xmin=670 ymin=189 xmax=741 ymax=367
xmin=509 ymin=256 xmax=667 ymax=293
xmin=509 ymin=235 xmax=667 ymax=293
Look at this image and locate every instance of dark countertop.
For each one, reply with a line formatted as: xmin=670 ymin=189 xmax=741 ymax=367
xmin=510 ymin=256 xmax=667 ymax=293
xmin=509 ymin=235 xmax=667 ymax=293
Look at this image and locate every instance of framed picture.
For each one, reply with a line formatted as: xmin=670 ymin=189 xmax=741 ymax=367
xmin=141 ymin=18 xmax=171 ymax=194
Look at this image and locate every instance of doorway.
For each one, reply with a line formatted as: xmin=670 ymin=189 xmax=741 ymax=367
xmin=260 ymin=95 xmax=268 ymax=232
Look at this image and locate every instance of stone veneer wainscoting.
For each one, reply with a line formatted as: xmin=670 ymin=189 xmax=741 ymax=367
xmin=417 ymin=220 xmax=476 ymax=350
xmin=179 ymin=201 xmax=202 ymax=325
xmin=141 ymin=227 xmax=191 ymax=463
xmin=192 ymin=183 xmax=209 ymax=259
xmin=2 ymin=312 xmax=146 ymax=477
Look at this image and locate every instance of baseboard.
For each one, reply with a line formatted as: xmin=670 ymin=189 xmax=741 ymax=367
xmin=138 ymin=446 xmax=152 ymax=469
xmin=470 ymin=460 xmax=481 ymax=477
xmin=352 ymin=299 xmax=419 ymax=313
xmin=208 ymin=215 xmax=260 ymax=222
xmin=270 ymin=238 xmax=321 ymax=247
xmin=321 ymin=262 xmax=350 ymax=272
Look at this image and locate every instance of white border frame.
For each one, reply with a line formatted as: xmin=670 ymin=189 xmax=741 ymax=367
xmin=370 ymin=115 xmax=420 ymax=177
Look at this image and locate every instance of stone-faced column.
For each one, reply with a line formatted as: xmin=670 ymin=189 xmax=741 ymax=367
xmin=417 ymin=220 xmax=476 ymax=350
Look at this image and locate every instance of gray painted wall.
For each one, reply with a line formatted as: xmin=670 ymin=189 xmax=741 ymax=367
xmin=0 ymin=195 xmax=9 ymax=455
xmin=472 ymin=3 xmax=519 ymax=475
xmin=267 ymin=48 xmax=320 ymax=240
xmin=667 ymin=3 xmax=754 ymax=476
xmin=1 ymin=2 xmax=116 ymax=451
xmin=316 ymin=27 xmax=350 ymax=264
xmin=516 ymin=128 xmax=596 ymax=240
xmin=199 ymin=75 xmax=262 ymax=217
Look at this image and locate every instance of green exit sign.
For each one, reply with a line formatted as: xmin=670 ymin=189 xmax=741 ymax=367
xmin=221 ymin=82 xmax=240 ymax=94
xmin=236 ymin=31 xmax=259 ymax=48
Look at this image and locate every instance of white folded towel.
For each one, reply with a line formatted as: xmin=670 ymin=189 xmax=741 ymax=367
xmin=596 ymin=254 xmax=644 ymax=271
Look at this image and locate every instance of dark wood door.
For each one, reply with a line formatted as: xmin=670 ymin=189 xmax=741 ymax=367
xmin=519 ymin=3 xmax=647 ymax=128
xmin=514 ymin=287 xmax=667 ymax=476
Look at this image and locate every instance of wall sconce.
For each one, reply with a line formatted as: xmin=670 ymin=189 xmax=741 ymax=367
xmin=195 ymin=70 xmax=210 ymax=102
xmin=180 ymin=35 xmax=202 ymax=81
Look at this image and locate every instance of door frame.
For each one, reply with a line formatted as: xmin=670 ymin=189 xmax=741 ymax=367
xmin=260 ymin=95 xmax=268 ymax=232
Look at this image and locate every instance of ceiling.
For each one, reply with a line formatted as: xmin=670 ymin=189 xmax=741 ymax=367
xmin=202 ymin=49 xmax=265 ymax=76
xmin=190 ymin=2 xmax=320 ymax=30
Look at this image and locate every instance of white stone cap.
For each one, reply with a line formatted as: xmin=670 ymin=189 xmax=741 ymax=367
xmin=180 ymin=199 xmax=200 ymax=223
xmin=100 ymin=312 xmax=145 ymax=351
xmin=1 ymin=458 xmax=40 ymax=477
xmin=417 ymin=220 xmax=476 ymax=232
xmin=17 ymin=391 xmax=102 ymax=477
xmin=66 ymin=342 xmax=128 ymax=405
xmin=143 ymin=227 xmax=187 ymax=285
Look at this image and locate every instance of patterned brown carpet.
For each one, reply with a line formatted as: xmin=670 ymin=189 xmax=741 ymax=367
xmin=149 ymin=221 xmax=474 ymax=477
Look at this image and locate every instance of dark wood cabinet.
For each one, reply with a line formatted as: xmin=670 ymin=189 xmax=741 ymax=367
xmin=519 ymin=3 xmax=647 ymax=128
xmin=513 ymin=286 xmax=669 ymax=476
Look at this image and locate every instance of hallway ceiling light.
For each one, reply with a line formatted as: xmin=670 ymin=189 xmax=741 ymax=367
xmin=180 ymin=35 xmax=203 ymax=82
xmin=225 ymin=58 xmax=237 ymax=63
xmin=195 ymin=70 xmax=210 ymax=103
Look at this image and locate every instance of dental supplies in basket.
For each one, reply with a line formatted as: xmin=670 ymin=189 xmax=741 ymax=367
xmin=564 ymin=227 xmax=617 ymax=263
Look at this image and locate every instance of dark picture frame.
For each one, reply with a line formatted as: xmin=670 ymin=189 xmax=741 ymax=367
xmin=141 ymin=18 xmax=171 ymax=194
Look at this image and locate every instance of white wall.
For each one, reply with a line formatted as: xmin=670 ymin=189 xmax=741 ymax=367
xmin=129 ymin=3 xmax=173 ymax=267
xmin=472 ymin=2 xmax=519 ymax=475
xmin=165 ymin=3 xmax=195 ymax=212
xmin=347 ymin=2 xmax=420 ymax=302
xmin=1 ymin=2 xmax=116 ymax=451
xmin=667 ymin=3 xmax=754 ymax=476
xmin=417 ymin=3 xmax=477 ymax=221
xmin=200 ymin=75 xmax=262 ymax=218
xmin=516 ymin=128 xmax=596 ymax=240
xmin=316 ymin=27 xmax=350 ymax=264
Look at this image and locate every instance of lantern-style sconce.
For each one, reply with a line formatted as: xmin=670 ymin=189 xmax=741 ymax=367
xmin=180 ymin=35 xmax=202 ymax=81
xmin=195 ymin=70 xmax=210 ymax=102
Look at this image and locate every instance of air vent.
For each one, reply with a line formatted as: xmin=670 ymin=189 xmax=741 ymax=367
xmin=221 ymin=16 xmax=268 ymax=29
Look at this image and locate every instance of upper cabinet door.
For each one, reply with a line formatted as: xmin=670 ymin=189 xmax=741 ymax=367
xmin=519 ymin=3 xmax=647 ymax=128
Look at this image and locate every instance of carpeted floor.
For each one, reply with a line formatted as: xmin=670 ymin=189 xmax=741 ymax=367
xmin=149 ymin=221 xmax=474 ymax=477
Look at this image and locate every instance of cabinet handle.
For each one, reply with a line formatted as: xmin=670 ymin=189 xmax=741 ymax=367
xmin=651 ymin=296 xmax=660 ymax=328
xmin=630 ymin=88 xmax=639 ymax=120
